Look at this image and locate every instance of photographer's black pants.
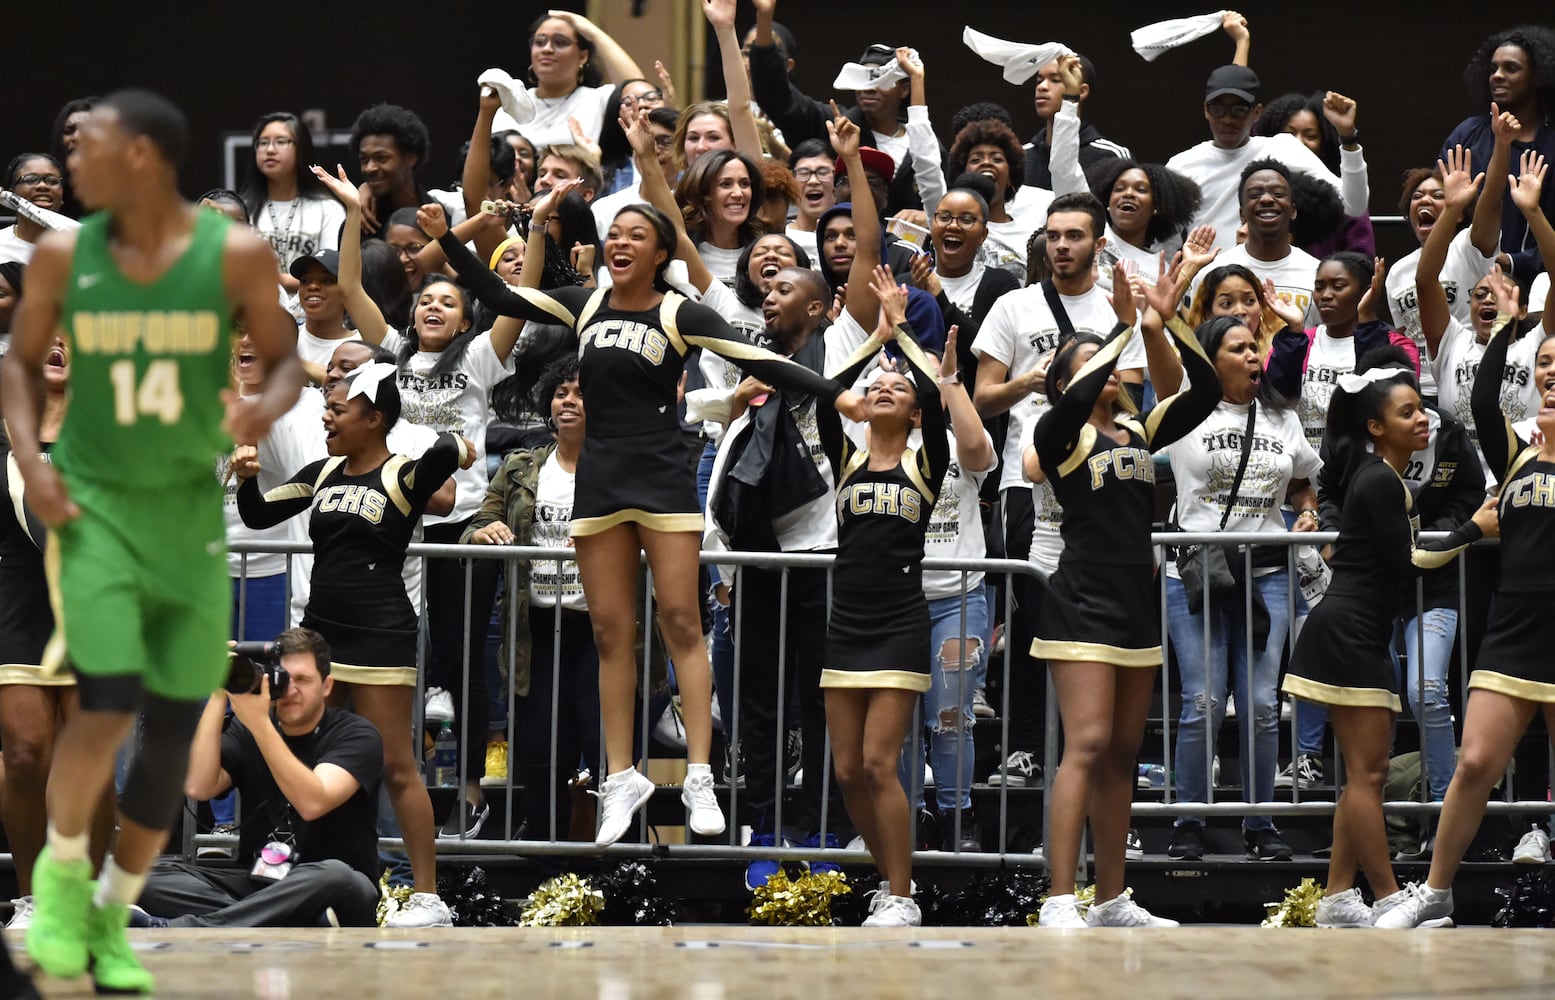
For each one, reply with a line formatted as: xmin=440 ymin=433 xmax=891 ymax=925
xmin=138 ymin=858 xmax=378 ymax=927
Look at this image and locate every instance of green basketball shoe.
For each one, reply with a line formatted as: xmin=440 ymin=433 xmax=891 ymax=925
xmin=24 ymin=848 xmax=93 ymax=978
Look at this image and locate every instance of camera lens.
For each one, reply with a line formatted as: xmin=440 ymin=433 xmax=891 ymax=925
xmin=268 ymin=663 xmax=291 ymax=699
xmin=224 ymin=653 xmax=266 ymax=695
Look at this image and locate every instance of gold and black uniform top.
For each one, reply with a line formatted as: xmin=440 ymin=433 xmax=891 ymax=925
xmin=1032 ymin=317 xmax=1223 ymax=568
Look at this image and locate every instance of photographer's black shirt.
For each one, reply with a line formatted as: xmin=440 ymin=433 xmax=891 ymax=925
xmin=222 ymin=707 xmax=383 ymax=882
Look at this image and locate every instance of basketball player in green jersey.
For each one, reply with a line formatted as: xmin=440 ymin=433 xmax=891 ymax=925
xmin=0 ymin=90 xmax=303 ymax=994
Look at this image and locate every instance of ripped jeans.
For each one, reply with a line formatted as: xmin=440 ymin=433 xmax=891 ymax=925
xmin=1392 ymin=608 xmax=1459 ymax=802
xmin=900 ymin=590 xmax=989 ymax=813
xmin=1167 ymin=571 xmax=1292 ymax=831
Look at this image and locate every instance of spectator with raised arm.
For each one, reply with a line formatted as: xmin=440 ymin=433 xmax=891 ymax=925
xmin=1439 ymin=26 xmax=1555 ymax=283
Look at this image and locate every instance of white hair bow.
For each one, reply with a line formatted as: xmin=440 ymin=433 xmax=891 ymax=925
xmin=1130 ymin=12 xmax=1229 ymax=62
xmin=1336 ymin=367 xmax=1411 ymax=394
xmin=345 ymin=361 xmax=398 ymax=403
xmin=962 ymin=27 xmax=1069 ymax=86
xmin=479 ymin=68 xmax=537 ymax=132
xmin=834 ymin=49 xmax=919 ymax=92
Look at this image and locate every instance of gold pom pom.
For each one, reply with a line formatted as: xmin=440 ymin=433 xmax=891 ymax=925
xmin=1261 ymin=877 xmax=1325 ymax=928
xmin=376 ymin=871 xmax=415 ymax=927
xmin=748 ymin=868 xmax=853 ymax=926
xmin=520 ymin=873 xmax=605 ymax=927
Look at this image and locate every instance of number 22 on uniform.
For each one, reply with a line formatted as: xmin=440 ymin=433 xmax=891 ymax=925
xmin=109 ymin=358 xmax=184 ymax=425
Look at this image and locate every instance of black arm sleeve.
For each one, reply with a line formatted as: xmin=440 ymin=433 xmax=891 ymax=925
xmin=890 ymin=326 xmax=949 ymax=490
xmin=747 ymin=42 xmax=829 ymax=148
xmin=1315 ymin=434 xmax=1345 ymax=531
xmin=1354 ymin=462 xmax=1482 ymax=576
xmin=1470 ymin=318 xmax=1528 ymax=483
xmin=676 ymin=299 xmax=846 ymax=403
xmin=1426 ymin=420 xmax=1486 ymax=532
xmin=1032 ymin=321 xmax=1133 ymax=473
xmin=1141 ymin=316 xmax=1224 ymax=451
xmin=1263 ymin=325 xmax=1306 ymax=402
xmin=437 ymin=231 xmax=593 ymax=326
xmin=402 ymin=433 xmax=469 ymax=513
xmin=236 ymin=459 xmax=329 ymax=530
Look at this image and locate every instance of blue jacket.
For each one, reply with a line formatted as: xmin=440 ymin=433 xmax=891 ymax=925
xmin=1440 ymin=115 xmax=1555 ymax=285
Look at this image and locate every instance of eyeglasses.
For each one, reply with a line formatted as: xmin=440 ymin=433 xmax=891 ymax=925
xmin=532 ymin=33 xmax=576 ymax=50
xmin=1470 ymin=287 xmax=1496 ymax=301
xmin=621 ymin=89 xmax=663 ymax=109
xmin=1205 ymin=103 xmax=1254 ymax=120
xmin=795 ymin=167 xmax=835 ymax=181
xmin=255 ymin=137 xmax=296 ymax=150
xmin=933 ymin=210 xmax=983 ymax=227
xmin=392 ymin=242 xmax=426 ymax=258
xmin=16 ymin=173 xmax=63 ymax=187
xmin=652 ymin=135 xmax=675 ymax=150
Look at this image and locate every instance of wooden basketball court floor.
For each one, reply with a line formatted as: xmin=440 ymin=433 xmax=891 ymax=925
xmin=16 ymin=925 xmax=1555 ymax=999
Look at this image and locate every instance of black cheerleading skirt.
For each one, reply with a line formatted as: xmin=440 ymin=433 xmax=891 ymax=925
xmin=301 ymin=608 xmax=418 ymax=686
xmin=1031 ymin=561 xmax=1162 ymax=668
xmin=572 ymin=429 xmax=702 ymax=537
xmin=822 ymin=575 xmax=932 ymax=692
xmin=0 ymin=570 xmax=67 ymax=686
xmin=1468 ymin=594 xmax=1555 ymax=703
xmin=1282 ymin=590 xmax=1400 ymax=711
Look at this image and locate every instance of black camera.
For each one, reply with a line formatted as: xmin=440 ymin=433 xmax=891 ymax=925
xmin=225 ymin=641 xmax=290 ymax=699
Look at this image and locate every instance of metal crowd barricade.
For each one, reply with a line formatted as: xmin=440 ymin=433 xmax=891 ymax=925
xmin=204 ymin=531 xmax=1550 ymax=872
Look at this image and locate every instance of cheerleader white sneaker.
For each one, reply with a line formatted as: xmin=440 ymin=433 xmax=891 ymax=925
xmin=1085 ymin=894 xmax=1179 ymax=927
xmin=594 ymin=768 xmax=657 ymax=847
xmin=1372 ymin=882 xmax=1454 ymax=929
xmin=862 ymin=895 xmax=921 ymax=927
xmin=384 ymin=892 xmax=452 ymax=928
xmin=1513 ymin=827 xmax=1551 ymax=864
xmin=1315 ymin=888 xmax=1374 ymax=928
xmin=1036 ymin=894 xmax=1088 ymax=928
xmin=680 ymin=764 xmax=726 ymax=836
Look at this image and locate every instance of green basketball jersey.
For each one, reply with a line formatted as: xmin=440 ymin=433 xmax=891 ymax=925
xmin=56 ymin=208 xmax=236 ymax=486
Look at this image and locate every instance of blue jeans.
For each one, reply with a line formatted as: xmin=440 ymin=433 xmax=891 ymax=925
xmin=1393 ymin=608 xmax=1459 ymax=801
xmin=900 ymin=590 xmax=989 ymax=812
xmin=1167 ymin=571 xmax=1292 ymax=830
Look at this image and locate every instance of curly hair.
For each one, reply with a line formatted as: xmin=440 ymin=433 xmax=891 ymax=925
xmin=348 ymin=104 xmax=430 ymax=172
xmin=1084 ymin=158 xmax=1202 ymax=247
xmin=1464 ymin=25 xmax=1555 ymax=114
xmin=675 ymin=149 xmax=766 ymax=247
xmin=1238 ymin=158 xmax=1344 ymax=248
xmin=947 ymin=119 xmax=1026 ymax=203
xmin=950 ymin=102 xmax=1015 ymax=138
xmin=1255 ymin=92 xmax=1342 ymax=174
xmin=1397 ymin=166 xmax=1444 ymax=217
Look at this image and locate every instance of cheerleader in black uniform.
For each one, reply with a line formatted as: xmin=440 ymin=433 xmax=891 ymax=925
xmin=1378 ymin=284 xmax=1555 ymax=927
xmin=1029 ymin=266 xmax=1223 ymax=929
xmin=819 ymin=274 xmax=961 ymax=928
xmin=0 ymin=343 xmax=113 ymax=921
xmin=424 ymin=162 xmax=868 ymax=848
xmin=1281 ymin=366 xmax=1496 ymax=929
xmin=237 ymin=362 xmax=474 ymax=926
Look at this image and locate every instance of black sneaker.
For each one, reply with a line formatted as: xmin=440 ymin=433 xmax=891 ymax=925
xmin=439 ymin=798 xmax=489 ymax=840
xmin=1126 ymin=828 xmax=1145 ymax=860
xmin=1245 ymin=827 xmax=1293 ymax=861
xmin=1167 ymin=823 xmax=1205 ymax=861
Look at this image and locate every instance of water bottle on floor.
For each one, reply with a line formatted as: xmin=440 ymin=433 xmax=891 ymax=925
xmin=432 ymin=723 xmax=458 ymax=787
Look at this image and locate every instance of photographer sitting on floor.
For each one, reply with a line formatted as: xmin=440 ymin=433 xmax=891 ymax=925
xmin=139 ymin=628 xmax=383 ymax=927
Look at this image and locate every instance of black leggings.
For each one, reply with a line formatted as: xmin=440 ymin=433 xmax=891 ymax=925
xmin=424 ymin=519 xmax=500 ymax=781
xmin=521 ymin=606 xmax=602 ymax=840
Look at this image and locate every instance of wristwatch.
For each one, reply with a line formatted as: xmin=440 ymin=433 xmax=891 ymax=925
xmin=1339 ymin=129 xmax=1360 ymax=146
xmin=1297 ymin=509 xmax=1320 ymax=522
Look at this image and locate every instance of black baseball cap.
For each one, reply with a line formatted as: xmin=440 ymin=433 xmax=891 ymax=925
xmin=1205 ymin=65 xmax=1259 ymax=104
xmin=288 ymin=249 xmax=340 ymax=280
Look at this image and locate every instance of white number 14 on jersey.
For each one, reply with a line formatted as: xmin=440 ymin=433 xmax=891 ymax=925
xmin=109 ymin=358 xmax=185 ymax=425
